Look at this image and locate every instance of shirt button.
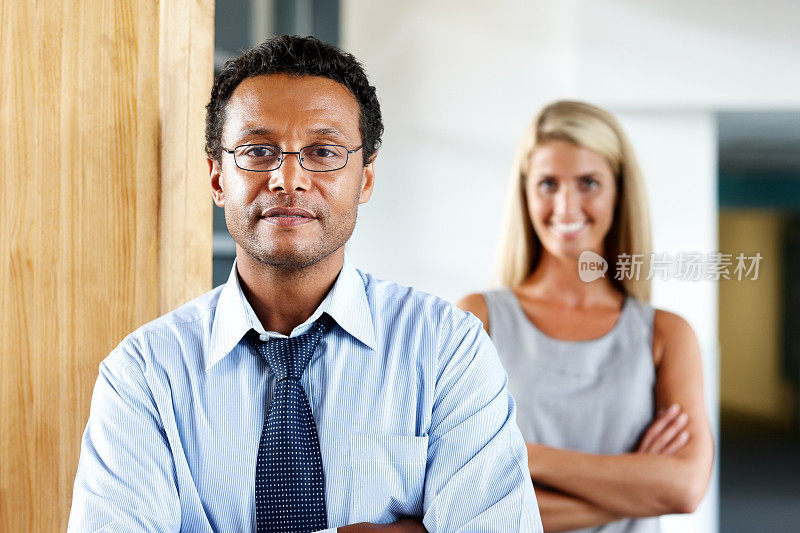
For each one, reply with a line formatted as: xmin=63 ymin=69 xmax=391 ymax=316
xmin=259 ymin=333 xmax=269 ymax=341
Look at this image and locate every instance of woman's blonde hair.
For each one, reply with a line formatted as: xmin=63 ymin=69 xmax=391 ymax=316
xmin=496 ymin=100 xmax=652 ymax=301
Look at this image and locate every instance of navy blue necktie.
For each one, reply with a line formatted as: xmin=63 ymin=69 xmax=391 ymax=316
xmin=254 ymin=315 xmax=333 ymax=533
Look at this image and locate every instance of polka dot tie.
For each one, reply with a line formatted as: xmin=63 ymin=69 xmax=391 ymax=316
xmin=254 ymin=315 xmax=333 ymax=533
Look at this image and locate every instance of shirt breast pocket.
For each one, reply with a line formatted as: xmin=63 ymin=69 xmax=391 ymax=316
xmin=348 ymin=433 xmax=428 ymax=524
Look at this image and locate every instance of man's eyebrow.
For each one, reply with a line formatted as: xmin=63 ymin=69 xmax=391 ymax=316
xmin=236 ymin=127 xmax=345 ymax=139
xmin=238 ymin=127 xmax=274 ymax=137
xmin=310 ymin=127 xmax=344 ymax=137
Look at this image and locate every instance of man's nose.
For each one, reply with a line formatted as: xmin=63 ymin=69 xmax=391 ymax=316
xmin=268 ymin=153 xmax=312 ymax=192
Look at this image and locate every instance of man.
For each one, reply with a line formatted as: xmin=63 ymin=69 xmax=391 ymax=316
xmin=68 ymin=35 xmax=542 ymax=533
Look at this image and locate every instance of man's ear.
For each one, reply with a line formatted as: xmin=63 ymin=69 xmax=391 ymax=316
xmin=358 ymin=154 xmax=376 ymax=205
xmin=209 ymin=158 xmax=225 ymax=207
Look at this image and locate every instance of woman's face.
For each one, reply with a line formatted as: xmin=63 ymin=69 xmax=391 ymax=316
xmin=526 ymin=139 xmax=617 ymax=260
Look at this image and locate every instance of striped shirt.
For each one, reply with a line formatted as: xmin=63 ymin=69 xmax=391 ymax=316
xmin=68 ymin=256 xmax=542 ymax=532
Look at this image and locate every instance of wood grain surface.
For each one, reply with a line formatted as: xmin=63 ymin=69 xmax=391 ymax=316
xmin=0 ymin=1 xmax=214 ymax=530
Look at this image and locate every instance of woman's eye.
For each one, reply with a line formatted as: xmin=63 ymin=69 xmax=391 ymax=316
xmin=580 ymin=177 xmax=600 ymax=190
xmin=538 ymin=178 xmax=557 ymax=192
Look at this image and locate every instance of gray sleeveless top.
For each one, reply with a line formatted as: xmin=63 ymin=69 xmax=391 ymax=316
xmin=483 ymin=289 xmax=660 ymax=533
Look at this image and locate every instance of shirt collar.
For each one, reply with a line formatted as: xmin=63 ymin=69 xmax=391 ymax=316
xmin=317 ymin=254 xmax=377 ymax=352
xmin=207 ymin=254 xmax=376 ymax=371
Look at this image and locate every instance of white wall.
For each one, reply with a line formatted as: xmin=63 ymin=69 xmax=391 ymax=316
xmin=617 ymin=111 xmax=719 ymax=532
xmin=342 ymin=2 xmax=800 ymax=532
xmin=574 ymin=0 xmax=800 ymax=109
xmin=345 ymin=0 xmax=580 ymax=298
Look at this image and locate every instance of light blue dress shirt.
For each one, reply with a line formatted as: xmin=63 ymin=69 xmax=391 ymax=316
xmin=68 ymin=256 xmax=542 ymax=532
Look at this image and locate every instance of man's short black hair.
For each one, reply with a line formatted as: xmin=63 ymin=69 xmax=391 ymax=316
xmin=205 ymin=35 xmax=383 ymax=166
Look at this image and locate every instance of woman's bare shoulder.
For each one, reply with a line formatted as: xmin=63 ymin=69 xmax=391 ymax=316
xmin=652 ymin=308 xmax=699 ymax=367
xmin=455 ymin=293 xmax=490 ymax=334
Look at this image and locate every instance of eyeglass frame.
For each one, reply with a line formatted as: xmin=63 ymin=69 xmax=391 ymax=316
xmin=221 ymin=143 xmax=364 ymax=173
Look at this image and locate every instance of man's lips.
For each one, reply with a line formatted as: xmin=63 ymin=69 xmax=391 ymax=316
xmin=260 ymin=207 xmax=316 ymax=227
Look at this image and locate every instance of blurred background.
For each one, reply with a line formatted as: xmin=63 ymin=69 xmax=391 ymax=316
xmin=214 ymin=1 xmax=800 ymax=532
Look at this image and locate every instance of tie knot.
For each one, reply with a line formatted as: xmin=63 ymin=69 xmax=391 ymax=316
xmin=256 ymin=315 xmax=333 ymax=381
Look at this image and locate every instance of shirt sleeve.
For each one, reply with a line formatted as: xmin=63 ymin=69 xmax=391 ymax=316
xmin=67 ymin=342 xmax=181 ymax=533
xmin=422 ymin=311 xmax=543 ymax=533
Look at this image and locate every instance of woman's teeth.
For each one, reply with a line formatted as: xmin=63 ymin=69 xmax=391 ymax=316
xmin=552 ymin=221 xmax=587 ymax=233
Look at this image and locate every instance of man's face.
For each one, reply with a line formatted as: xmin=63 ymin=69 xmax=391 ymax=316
xmin=209 ymin=73 xmax=374 ymax=270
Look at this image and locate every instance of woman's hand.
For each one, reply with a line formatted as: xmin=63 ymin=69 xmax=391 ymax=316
xmin=636 ymin=403 xmax=690 ymax=455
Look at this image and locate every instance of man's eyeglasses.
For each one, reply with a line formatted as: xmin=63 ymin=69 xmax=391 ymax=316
xmin=221 ymin=144 xmax=363 ymax=172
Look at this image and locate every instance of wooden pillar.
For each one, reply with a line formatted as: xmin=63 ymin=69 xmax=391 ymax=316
xmin=0 ymin=1 xmax=214 ymax=530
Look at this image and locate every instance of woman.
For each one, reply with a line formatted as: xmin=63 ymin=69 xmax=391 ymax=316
xmin=457 ymin=101 xmax=713 ymax=532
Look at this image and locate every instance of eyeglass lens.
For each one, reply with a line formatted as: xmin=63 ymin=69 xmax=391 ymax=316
xmin=234 ymin=144 xmax=349 ymax=172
